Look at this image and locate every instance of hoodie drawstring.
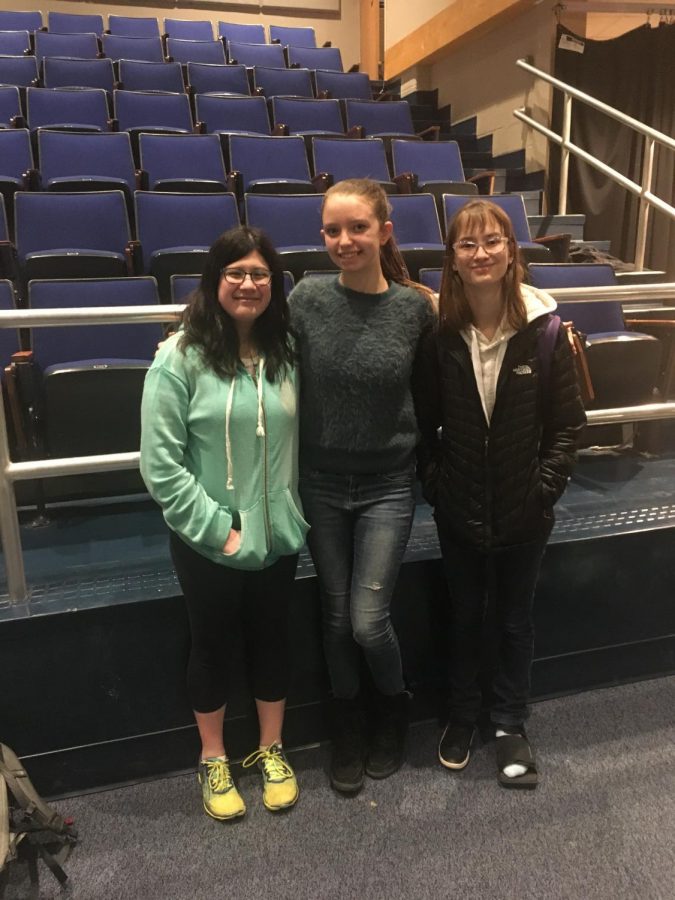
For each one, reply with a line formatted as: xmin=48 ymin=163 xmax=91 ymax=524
xmin=225 ymin=359 xmax=265 ymax=491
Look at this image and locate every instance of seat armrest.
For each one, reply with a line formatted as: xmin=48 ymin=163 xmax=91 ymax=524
xmin=533 ymin=232 xmax=571 ymax=263
xmin=227 ymin=170 xmax=243 ymax=204
xmin=0 ymin=241 xmax=18 ymax=281
xmin=466 ymin=170 xmax=496 ymax=195
xmin=417 ymin=124 xmax=440 ymax=141
xmin=272 ymin=123 xmax=288 ymax=135
xmin=312 ymin=172 xmax=332 ymax=192
xmin=393 ymin=172 xmax=416 ymax=194
xmin=125 ymin=240 xmax=142 ymax=276
xmin=345 ymin=125 xmax=364 ymax=139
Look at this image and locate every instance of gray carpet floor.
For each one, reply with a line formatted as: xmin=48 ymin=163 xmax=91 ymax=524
xmin=5 ymin=676 xmax=675 ymax=900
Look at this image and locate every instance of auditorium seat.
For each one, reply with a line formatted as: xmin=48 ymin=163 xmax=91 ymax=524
xmin=391 ymin=138 xmax=489 ymax=199
xmin=0 ymin=86 xmax=22 ymax=128
xmin=286 ymin=46 xmax=343 ymax=72
xmin=34 ymin=31 xmax=101 ymax=65
xmin=0 ymin=55 xmax=39 ymax=91
xmin=344 ymin=99 xmax=439 ymax=143
xmin=0 ymin=278 xmax=20 ymax=365
xmin=47 ymin=11 xmax=104 ymax=36
xmin=253 ymin=66 xmax=314 ymax=99
xmin=270 ymin=25 xmax=317 ymax=48
xmin=26 ymin=86 xmax=111 ymax=138
xmin=113 ymin=90 xmax=195 ymax=162
xmin=528 ymin=263 xmax=664 ymax=409
xmin=117 ymin=60 xmax=185 ymax=95
xmin=418 ymin=268 xmax=442 ymax=293
xmin=0 ymin=129 xmax=36 ymax=235
xmin=107 ymin=16 xmax=161 ymax=39
xmin=0 ymin=30 xmax=31 ymax=56
xmin=7 ymin=277 xmax=163 ymax=504
xmin=0 ymin=196 xmax=12 ymax=279
xmin=244 ymin=193 xmax=332 ymax=281
xmin=196 ymin=94 xmax=275 ymax=137
xmin=14 ymin=190 xmax=133 ymax=282
xmin=37 ymin=131 xmax=137 ymax=201
xmin=164 ymin=18 xmax=214 ymax=41
xmin=443 ymin=194 xmax=565 ymax=262
xmin=170 ymin=273 xmax=201 ymax=303
xmin=101 ymin=34 xmax=166 ymax=64
xmin=388 ymin=193 xmax=445 ymax=279
xmin=0 ymin=10 xmax=42 ymax=32
xmin=42 ymin=57 xmax=116 ymax=94
xmin=218 ymin=22 xmax=266 ymax=45
xmin=134 ymin=190 xmax=240 ymax=300
xmin=312 ymin=137 xmax=396 ymax=192
xmin=270 ymin=97 xmax=348 ymax=139
xmin=166 ymin=38 xmax=226 ymax=66
xmin=227 ymin=134 xmax=317 ymax=203
xmin=227 ymin=41 xmax=286 ymax=69
xmin=314 ymin=70 xmax=372 ymax=101
xmin=139 ymin=133 xmax=227 ymax=193
xmin=186 ymin=63 xmax=250 ymax=96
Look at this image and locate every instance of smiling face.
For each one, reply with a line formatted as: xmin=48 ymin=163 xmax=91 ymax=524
xmin=320 ymin=192 xmax=393 ymax=278
xmin=217 ymin=250 xmax=272 ymax=334
xmin=451 ymin=214 xmax=513 ymax=292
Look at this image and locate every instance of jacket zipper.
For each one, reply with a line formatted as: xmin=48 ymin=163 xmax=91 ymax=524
xmin=260 ymin=387 xmax=272 ymax=556
xmin=483 ymin=432 xmax=492 ymax=548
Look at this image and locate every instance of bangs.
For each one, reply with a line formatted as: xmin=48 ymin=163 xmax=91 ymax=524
xmin=452 ymin=207 xmax=509 ymax=240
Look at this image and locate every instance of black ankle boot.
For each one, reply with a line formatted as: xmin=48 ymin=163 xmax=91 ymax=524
xmin=330 ymin=697 xmax=365 ymax=794
xmin=365 ymin=691 xmax=409 ymax=779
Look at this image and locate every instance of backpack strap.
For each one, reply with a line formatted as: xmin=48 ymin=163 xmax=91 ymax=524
xmin=537 ymin=314 xmax=561 ymax=408
xmin=0 ymin=745 xmax=65 ymax=833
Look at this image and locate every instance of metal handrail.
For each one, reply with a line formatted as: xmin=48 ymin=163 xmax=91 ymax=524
xmin=2 ymin=299 xmax=675 ymax=605
xmin=514 ymin=57 xmax=675 ymax=271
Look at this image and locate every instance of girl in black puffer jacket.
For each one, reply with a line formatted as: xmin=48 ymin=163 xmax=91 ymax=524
xmin=413 ymin=200 xmax=586 ymax=789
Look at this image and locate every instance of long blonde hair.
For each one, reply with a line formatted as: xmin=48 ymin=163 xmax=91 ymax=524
xmin=439 ymin=199 xmax=526 ymax=333
xmin=322 ymin=178 xmax=435 ymax=303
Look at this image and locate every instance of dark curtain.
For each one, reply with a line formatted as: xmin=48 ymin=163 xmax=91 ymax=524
xmin=549 ymin=23 xmax=675 ymax=278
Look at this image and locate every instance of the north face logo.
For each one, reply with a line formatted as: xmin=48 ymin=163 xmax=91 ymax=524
xmin=513 ymin=364 xmax=532 ymax=375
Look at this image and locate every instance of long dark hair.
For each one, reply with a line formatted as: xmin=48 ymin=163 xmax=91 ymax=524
xmin=439 ymin=200 xmax=527 ymax=333
xmin=180 ymin=226 xmax=294 ymax=382
xmin=321 ymin=178 xmax=435 ymax=303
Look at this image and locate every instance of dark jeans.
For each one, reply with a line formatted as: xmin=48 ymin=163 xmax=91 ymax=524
xmin=299 ymin=468 xmax=416 ymax=700
xmin=170 ymin=531 xmax=298 ymax=713
xmin=435 ymin=514 xmax=551 ymax=727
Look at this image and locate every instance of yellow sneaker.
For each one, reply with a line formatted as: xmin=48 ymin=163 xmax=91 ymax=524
xmin=242 ymin=743 xmax=299 ymax=811
xmin=198 ymin=757 xmax=246 ymax=821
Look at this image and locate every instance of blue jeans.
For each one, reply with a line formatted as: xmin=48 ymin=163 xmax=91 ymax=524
xmin=299 ymin=468 xmax=416 ymax=700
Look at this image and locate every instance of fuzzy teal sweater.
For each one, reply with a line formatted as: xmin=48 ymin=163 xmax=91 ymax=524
xmin=289 ymin=276 xmax=436 ymax=475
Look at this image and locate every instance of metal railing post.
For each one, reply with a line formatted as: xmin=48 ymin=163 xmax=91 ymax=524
xmin=0 ymin=389 xmax=28 ymax=603
xmin=559 ymin=92 xmax=572 ymax=215
xmin=635 ymin=136 xmax=655 ymax=271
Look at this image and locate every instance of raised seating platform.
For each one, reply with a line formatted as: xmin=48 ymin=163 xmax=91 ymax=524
xmin=2 ymin=449 xmax=675 ymax=796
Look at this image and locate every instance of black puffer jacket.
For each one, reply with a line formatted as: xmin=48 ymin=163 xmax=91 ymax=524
xmin=413 ymin=312 xmax=586 ymax=550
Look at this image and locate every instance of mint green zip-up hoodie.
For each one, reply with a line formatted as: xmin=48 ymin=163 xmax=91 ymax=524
xmin=140 ymin=332 xmax=309 ymax=570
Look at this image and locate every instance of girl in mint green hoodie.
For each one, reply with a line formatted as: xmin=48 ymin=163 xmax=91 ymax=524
xmin=140 ymin=227 xmax=308 ymax=821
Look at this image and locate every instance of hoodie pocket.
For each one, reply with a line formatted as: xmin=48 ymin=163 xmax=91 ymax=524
xmin=269 ymin=489 xmax=310 ymax=557
xmin=223 ymin=498 xmax=268 ymax=568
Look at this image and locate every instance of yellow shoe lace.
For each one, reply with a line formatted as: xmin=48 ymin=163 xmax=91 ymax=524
xmin=203 ymin=757 xmax=234 ymax=793
xmin=242 ymin=744 xmax=293 ymax=782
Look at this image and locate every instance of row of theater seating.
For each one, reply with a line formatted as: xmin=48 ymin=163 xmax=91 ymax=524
xmin=1 ymin=262 xmax=672 ymax=511
xmin=0 ymin=130 xmax=487 ymax=222
xmin=0 ymin=31 xmax=346 ymax=71
xmin=0 ymin=57 xmax=373 ymax=101
xmin=0 ymin=10 xmax=324 ymax=47
xmin=0 ymin=190 xmax=561 ymax=299
xmin=0 ymin=87 xmax=423 ymax=143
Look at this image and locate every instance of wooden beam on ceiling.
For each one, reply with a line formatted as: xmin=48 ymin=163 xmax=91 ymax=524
xmin=385 ymin=0 xmax=542 ymax=80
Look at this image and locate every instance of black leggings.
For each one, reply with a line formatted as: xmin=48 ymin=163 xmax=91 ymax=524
xmin=170 ymin=532 xmax=298 ymax=713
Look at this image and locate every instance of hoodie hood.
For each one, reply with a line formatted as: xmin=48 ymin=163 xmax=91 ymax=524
xmin=522 ymin=283 xmax=557 ymax=323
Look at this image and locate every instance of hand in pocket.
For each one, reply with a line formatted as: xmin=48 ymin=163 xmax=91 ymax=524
xmin=223 ymin=528 xmax=241 ymax=555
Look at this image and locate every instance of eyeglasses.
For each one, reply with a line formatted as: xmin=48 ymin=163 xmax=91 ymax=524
xmin=452 ymin=235 xmax=509 ymax=256
xmin=221 ymin=268 xmax=272 ymax=286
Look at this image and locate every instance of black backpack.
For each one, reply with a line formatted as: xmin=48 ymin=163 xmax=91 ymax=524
xmin=0 ymin=743 xmax=77 ymax=899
